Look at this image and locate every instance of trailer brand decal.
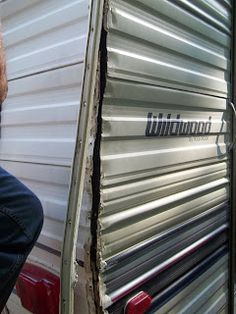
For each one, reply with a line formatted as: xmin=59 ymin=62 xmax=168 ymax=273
xmin=145 ymin=113 xmax=212 ymax=137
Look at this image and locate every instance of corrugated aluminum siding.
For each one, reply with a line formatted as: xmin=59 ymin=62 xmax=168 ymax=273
xmin=97 ymin=0 xmax=232 ymax=312
xmin=152 ymin=254 xmax=228 ymax=314
xmin=0 ymin=0 xmax=89 ymax=272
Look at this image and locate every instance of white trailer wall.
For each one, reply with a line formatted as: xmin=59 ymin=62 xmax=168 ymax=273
xmin=0 ymin=0 xmax=89 ymax=312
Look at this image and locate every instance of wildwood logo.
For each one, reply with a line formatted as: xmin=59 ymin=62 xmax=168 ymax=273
xmin=145 ymin=113 xmax=212 ymax=137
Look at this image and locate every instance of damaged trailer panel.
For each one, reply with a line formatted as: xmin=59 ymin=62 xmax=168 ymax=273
xmin=1 ymin=0 xmax=235 ymax=313
xmin=95 ymin=0 xmax=233 ymax=313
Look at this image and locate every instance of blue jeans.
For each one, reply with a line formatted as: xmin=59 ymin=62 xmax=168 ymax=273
xmin=0 ymin=167 xmax=43 ymax=311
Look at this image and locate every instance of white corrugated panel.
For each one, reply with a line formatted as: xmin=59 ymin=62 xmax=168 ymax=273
xmin=0 ymin=0 xmax=89 ymax=274
xmin=0 ymin=64 xmax=83 ymax=165
xmin=97 ymin=0 xmax=232 ymax=313
xmin=2 ymin=0 xmax=89 ymax=80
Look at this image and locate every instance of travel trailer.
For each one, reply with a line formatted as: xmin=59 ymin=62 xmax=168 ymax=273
xmin=0 ymin=0 xmax=235 ymax=313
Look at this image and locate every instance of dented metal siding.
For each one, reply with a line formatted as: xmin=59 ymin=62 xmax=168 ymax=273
xmin=98 ymin=0 xmax=232 ymax=312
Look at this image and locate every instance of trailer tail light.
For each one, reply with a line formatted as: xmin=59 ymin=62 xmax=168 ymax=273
xmin=125 ymin=291 xmax=152 ymax=314
xmin=16 ymin=263 xmax=60 ymax=314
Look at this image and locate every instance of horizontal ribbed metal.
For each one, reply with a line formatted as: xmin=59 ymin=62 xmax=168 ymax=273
xmin=156 ymin=253 xmax=228 ymax=314
xmin=97 ymin=0 xmax=232 ymax=311
xmin=0 ymin=0 xmax=89 ymax=270
xmin=107 ymin=232 xmax=228 ymax=314
xmin=148 ymin=246 xmax=228 ymax=313
xmin=0 ymin=65 xmax=83 ymax=165
xmin=2 ymin=0 xmax=89 ymax=80
xmin=106 ymin=0 xmax=231 ymax=97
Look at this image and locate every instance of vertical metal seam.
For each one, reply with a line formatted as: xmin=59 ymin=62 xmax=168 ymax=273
xmin=60 ymin=1 xmax=104 ymax=313
xmin=90 ymin=11 xmax=108 ymax=314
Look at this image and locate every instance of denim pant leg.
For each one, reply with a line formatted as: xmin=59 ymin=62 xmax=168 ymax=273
xmin=0 ymin=167 xmax=43 ymax=311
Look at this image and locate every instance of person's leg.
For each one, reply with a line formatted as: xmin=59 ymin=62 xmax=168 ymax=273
xmin=0 ymin=167 xmax=43 ymax=311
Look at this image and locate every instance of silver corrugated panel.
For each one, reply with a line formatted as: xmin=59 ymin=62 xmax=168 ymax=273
xmin=156 ymin=254 xmax=228 ymax=314
xmin=97 ymin=0 xmax=231 ymax=312
xmin=105 ymin=0 xmax=231 ymax=97
xmin=0 ymin=0 xmax=89 ymax=267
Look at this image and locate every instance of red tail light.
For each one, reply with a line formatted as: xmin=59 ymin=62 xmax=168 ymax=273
xmin=16 ymin=263 xmax=60 ymax=314
xmin=125 ymin=291 xmax=152 ymax=314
